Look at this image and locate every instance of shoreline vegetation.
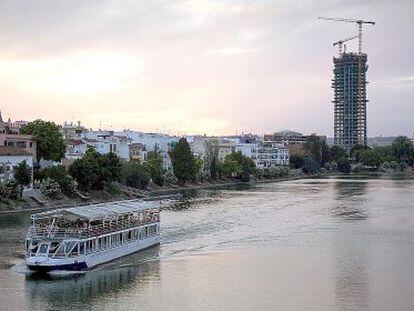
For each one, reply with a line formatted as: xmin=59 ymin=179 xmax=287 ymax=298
xmin=1 ymin=120 xmax=414 ymax=214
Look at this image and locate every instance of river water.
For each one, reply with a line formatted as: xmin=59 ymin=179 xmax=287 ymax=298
xmin=1 ymin=177 xmax=414 ymax=311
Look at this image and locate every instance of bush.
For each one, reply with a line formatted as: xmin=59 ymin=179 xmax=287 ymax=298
xmin=40 ymin=178 xmax=62 ymax=199
xmin=0 ymin=180 xmax=19 ymax=199
xmin=164 ymin=171 xmax=178 ymax=184
xmin=105 ymin=182 xmax=122 ymax=196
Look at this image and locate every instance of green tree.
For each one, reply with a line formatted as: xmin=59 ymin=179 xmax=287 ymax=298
xmin=373 ymin=146 xmax=395 ymax=162
xmin=302 ymin=157 xmax=321 ymax=174
xmin=222 ymin=151 xmax=255 ymax=180
xmin=13 ymin=160 xmax=32 ymax=197
xmin=289 ymin=155 xmax=305 ymax=169
xmin=350 ymin=144 xmax=370 ymax=162
xmin=44 ymin=165 xmax=76 ymax=195
xmin=360 ymin=149 xmax=382 ymax=168
xmin=122 ymin=162 xmax=150 ymax=189
xmin=391 ymin=136 xmax=414 ymax=165
xmin=330 ymin=145 xmax=347 ymax=162
xmin=337 ymin=157 xmax=351 ymax=173
xmin=146 ymin=149 xmax=165 ymax=186
xmin=204 ymin=140 xmax=219 ymax=179
xmin=304 ymin=135 xmax=329 ymax=164
xmin=194 ymin=155 xmax=204 ymax=180
xmin=169 ymin=138 xmax=197 ymax=185
xmin=69 ymin=148 xmax=122 ymax=191
xmin=20 ymin=120 xmax=66 ymax=162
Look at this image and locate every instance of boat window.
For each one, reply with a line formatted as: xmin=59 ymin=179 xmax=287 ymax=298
xmin=69 ymin=244 xmax=79 ymax=257
xmin=80 ymin=242 xmax=85 ymax=254
xmin=48 ymin=242 xmax=60 ymax=256
xmin=38 ymin=243 xmax=49 ymax=254
xmin=54 ymin=243 xmax=66 ymax=257
xmin=65 ymin=241 xmax=77 ymax=254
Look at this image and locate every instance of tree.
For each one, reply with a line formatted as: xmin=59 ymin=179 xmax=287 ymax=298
xmin=304 ymin=135 xmax=329 ymax=164
xmin=289 ymin=155 xmax=305 ymax=169
xmin=302 ymin=157 xmax=321 ymax=174
xmin=360 ymin=149 xmax=382 ymax=168
xmin=169 ymin=138 xmax=197 ymax=185
xmin=122 ymin=162 xmax=150 ymax=189
xmin=145 ymin=149 xmax=165 ymax=186
xmin=20 ymin=120 xmax=66 ymax=162
xmin=337 ymin=157 xmax=351 ymax=173
xmin=194 ymin=155 xmax=204 ymax=180
xmin=391 ymin=136 xmax=414 ymax=165
xmin=350 ymin=144 xmax=370 ymax=162
xmin=222 ymin=151 xmax=256 ymax=180
xmin=204 ymin=140 xmax=219 ymax=179
xmin=330 ymin=145 xmax=347 ymax=162
xmin=44 ymin=165 xmax=76 ymax=195
xmin=69 ymin=148 xmax=122 ymax=191
xmin=13 ymin=160 xmax=32 ymax=197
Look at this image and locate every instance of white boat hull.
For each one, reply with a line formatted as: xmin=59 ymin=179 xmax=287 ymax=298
xmin=26 ymin=235 xmax=160 ymax=272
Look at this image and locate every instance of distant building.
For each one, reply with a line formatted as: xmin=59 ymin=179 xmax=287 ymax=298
xmin=264 ymin=130 xmax=325 ymax=156
xmin=61 ymin=121 xmax=89 ymax=139
xmin=332 ymin=52 xmax=369 ymax=151
xmin=0 ymin=146 xmax=33 ymax=183
xmin=0 ymin=111 xmax=29 ymax=134
xmin=129 ymin=143 xmax=147 ymax=163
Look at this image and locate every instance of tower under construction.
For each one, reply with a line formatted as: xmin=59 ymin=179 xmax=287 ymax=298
xmin=332 ymin=52 xmax=368 ymax=150
xmin=317 ymin=16 xmax=375 ymax=151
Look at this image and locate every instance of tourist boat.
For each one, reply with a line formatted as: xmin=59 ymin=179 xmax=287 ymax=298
xmin=25 ymin=199 xmax=160 ymax=272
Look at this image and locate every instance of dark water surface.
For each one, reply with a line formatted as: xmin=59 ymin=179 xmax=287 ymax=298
xmin=1 ymin=177 xmax=414 ymax=310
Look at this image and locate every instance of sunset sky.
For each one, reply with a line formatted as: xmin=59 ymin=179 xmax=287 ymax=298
xmin=0 ymin=0 xmax=413 ymax=136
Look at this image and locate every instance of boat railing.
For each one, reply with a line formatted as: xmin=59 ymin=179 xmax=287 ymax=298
xmin=28 ymin=217 xmax=159 ymax=239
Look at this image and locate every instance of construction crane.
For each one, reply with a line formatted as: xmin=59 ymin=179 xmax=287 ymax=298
xmin=333 ymin=35 xmax=358 ymax=55
xmin=317 ymin=17 xmax=375 ymax=54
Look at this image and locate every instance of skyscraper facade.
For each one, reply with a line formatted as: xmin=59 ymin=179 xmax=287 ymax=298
xmin=332 ymin=52 xmax=368 ymax=151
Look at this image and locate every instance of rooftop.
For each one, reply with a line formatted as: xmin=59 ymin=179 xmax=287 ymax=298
xmin=32 ymin=199 xmax=160 ymax=221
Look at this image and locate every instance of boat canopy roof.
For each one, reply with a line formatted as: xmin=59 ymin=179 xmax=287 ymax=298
xmin=32 ymin=199 xmax=160 ymax=222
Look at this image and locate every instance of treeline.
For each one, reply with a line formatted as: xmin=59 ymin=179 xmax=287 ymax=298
xmin=290 ymin=134 xmax=414 ymax=174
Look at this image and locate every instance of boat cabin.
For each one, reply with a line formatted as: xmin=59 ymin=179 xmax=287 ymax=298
xmin=26 ymin=200 xmax=160 ymax=259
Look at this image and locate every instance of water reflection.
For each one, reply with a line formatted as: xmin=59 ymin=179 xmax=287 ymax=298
xmin=331 ymin=181 xmax=369 ymax=220
xmin=334 ymin=236 xmax=370 ymax=310
xmin=24 ymin=247 xmax=160 ymax=311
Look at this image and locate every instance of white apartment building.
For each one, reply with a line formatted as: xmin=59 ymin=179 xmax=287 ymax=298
xmin=236 ymin=141 xmax=289 ymax=168
xmin=0 ymin=146 xmax=33 ymax=183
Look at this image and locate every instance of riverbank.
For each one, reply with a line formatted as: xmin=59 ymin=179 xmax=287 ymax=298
xmin=0 ymin=173 xmax=305 ymax=214
xmin=2 ymin=169 xmax=413 ymax=215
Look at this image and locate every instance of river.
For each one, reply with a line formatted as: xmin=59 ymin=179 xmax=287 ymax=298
xmin=1 ymin=177 xmax=414 ymax=310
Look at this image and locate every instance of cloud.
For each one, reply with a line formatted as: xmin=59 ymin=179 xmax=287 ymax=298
xmin=0 ymin=50 xmax=143 ymax=95
xmin=377 ymin=75 xmax=414 ymax=88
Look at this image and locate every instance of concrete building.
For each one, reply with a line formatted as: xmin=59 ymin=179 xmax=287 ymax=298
xmin=0 ymin=133 xmax=37 ymax=162
xmin=0 ymin=146 xmax=33 ymax=182
xmin=332 ymin=52 xmax=369 ymax=151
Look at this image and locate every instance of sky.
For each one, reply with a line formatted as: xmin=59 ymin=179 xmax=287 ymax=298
xmin=0 ymin=0 xmax=413 ymax=137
